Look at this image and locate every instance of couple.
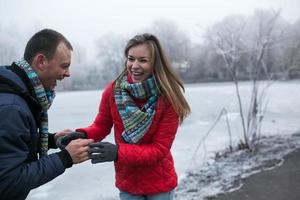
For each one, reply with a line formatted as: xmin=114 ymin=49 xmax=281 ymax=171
xmin=0 ymin=29 xmax=191 ymax=200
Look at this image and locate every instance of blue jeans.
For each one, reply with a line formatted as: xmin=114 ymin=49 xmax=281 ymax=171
xmin=119 ymin=190 xmax=174 ymax=200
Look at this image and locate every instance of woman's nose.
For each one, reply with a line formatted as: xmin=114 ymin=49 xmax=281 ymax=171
xmin=132 ymin=61 xmax=139 ymax=69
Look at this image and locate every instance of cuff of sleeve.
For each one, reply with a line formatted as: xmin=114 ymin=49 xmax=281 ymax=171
xmin=75 ymin=129 xmax=88 ymax=138
xmin=56 ymin=149 xmax=73 ymax=168
xmin=48 ymin=133 xmax=57 ymax=149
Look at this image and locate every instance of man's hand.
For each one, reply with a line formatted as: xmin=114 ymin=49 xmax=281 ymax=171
xmin=54 ymin=129 xmax=73 ymax=146
xmin=56 ymin=131 xmax=87 ymax=150
xmin=55 ymin=129 xmax=73 ymax=140
xmin=65 ymin=139 xmax=94 ymax=164
xmin=89 ymin=142 xmax=118 ymax=164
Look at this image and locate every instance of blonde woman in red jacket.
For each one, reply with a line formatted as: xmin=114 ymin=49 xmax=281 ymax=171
xmin=70 ymin=33 xmax=190 ymax=199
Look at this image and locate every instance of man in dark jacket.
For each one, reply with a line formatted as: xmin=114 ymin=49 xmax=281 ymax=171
xmin=0 ymin=29 xmax=93 ymax=200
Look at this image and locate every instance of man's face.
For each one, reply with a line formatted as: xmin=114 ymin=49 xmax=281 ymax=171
xmin=39 ymin=42 xmax=72 ymax=90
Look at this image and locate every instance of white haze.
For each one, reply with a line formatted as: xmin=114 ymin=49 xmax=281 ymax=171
xmin=0 ymin=0 xmax=299 ymax=61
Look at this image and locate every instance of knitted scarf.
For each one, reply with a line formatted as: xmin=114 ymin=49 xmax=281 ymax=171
xmin=115 ymin=75 xmax=158 ymax=143
xmin=15 ymin=59 xmax=55 ymax=157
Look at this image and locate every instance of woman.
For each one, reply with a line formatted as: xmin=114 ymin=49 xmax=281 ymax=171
xmin=77 ymin=33 xmax=190 ymax=199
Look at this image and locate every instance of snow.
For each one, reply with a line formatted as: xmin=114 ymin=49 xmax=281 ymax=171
xmin=27 ymin=81 xmax=300 ymax=200
xmin=175 ymin=134 xmax=300 ymax=200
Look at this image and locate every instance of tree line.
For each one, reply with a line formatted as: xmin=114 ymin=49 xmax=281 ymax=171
xmin=1 ymin=9 xmax=299 ymax=90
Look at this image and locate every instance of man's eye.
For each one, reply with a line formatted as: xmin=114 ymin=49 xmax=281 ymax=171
xmin=61 ymin=65 xmax=69 ymax=69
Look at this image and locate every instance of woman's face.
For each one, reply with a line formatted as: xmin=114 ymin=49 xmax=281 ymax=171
xmin=126 ymin=43 xmax=153 ymax=83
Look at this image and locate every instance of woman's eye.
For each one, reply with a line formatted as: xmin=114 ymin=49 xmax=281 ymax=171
xmin=128 ymin=57 xmax=134 ymax=62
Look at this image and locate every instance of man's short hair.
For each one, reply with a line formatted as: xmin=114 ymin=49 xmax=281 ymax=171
xmin=24 ymin=29 xmax=73 ymax=64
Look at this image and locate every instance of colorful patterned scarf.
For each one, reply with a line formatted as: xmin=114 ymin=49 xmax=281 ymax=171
xmin=15 ymin=59 xmax=55 ymax=157
xmin=115 ymin=75 xmax=158 ymax=143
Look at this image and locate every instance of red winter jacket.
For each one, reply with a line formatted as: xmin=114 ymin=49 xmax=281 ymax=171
xmin=77 ymin=81 xmax=179 ymax=195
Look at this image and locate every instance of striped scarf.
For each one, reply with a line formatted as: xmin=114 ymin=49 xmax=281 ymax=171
xmin=15 ymin=59 xmax=55 ymax=157
xmin=115 ymin=75 xmax=158 ymax=143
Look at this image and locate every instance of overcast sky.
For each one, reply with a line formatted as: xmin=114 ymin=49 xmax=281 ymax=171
xmin=0 ymin=0 xmax=299 ymax=60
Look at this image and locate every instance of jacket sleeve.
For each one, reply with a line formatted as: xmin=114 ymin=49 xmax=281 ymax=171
xmin=76 ymin=82 xmax=113 ymax=141
xmin=0 ymin=104 xmax=66 ymax=199
xmin=117 ymin=100 xmax=179 ymax=167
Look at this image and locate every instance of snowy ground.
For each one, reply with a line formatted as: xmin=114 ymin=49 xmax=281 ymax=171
xmin=175 ymin=133 xmax=300 ymax=200
xmin=27 ymin=80 xmax=300 ymax=200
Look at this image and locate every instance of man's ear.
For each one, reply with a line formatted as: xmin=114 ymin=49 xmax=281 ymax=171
xmin=32 ymin=54 xmax=47 ymax=71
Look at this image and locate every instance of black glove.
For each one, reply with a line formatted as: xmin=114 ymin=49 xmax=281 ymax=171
xmin=56 ymin=131 xmax=87 ymax=150
xmin=89 ymin=142 xmax=118 ymax=164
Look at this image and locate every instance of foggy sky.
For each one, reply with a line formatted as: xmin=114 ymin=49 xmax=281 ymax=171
xmin=0 ymin=0 xmax=299 ymax=61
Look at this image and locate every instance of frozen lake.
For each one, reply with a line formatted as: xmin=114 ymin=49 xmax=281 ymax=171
xmin=28 ymin=81 xmax=300 ymax=200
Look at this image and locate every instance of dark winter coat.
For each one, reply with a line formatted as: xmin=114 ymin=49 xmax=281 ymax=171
xmin=0 ymin=64 xmax=72 ymax=200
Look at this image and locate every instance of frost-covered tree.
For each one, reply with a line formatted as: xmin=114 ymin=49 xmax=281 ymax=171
xmin=93 ymin=33 xmax=127 ymax=87
xmin=145 ymin=19 xmax=192 ymax=70
xmin=0 ymin=26 xmax=21 ymax=65
xmin=206 ymin=9 xmax=286 ymax=150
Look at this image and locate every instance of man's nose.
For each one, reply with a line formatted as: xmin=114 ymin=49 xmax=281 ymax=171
xmin=64 ymin=69 xmax=70 ymax=77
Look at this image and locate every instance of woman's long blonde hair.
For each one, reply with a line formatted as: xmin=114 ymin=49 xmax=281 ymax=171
xmin=115 ymin=33 xmax=191 ymax=123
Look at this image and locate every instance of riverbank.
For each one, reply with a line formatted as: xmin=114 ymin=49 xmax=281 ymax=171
xmin=175 ymin=133 xmax=300 ymax=200
xmin=213 ymin=147 xmax=300 ymax=200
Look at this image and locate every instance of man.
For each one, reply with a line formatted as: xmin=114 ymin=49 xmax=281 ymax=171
xmin=0 ymin=29 xmax=93 ymax=200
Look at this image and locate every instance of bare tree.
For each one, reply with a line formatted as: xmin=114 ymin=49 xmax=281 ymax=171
xmin=244 ymin=10 xmax=285 ymax=148
xmin=145 ymin=19 xmax=192 ymax=70
xmin=94 ymin=33 xmax=127 ymax=87
xmin=284 ymin=19 xmax=300 ymax=79
xmin=206 ymin=15 xmax=250 ymax=148
xmin=0 ymin=26 xmax=21 ymax=65
xmin=206 ymin=10 xmax=285 ymax=150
